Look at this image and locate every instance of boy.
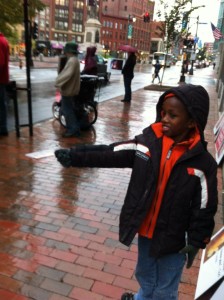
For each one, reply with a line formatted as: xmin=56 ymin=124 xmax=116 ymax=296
xmin=55 ymin=84 xmax=218 ymax=300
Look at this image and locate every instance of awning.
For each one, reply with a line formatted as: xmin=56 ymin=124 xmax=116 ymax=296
xmin=51 ymin=43 xmax=64 ymax=50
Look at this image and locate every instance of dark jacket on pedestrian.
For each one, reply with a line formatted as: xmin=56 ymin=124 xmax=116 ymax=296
xmin=82 ymin=46 xmax=97 ymax=75
xmin=0 ymin=33 xmax=9 ymax=84
xmin=154 ymin=60 xmax=161 ymax=77
xmin=122 ymin=52 xmax=136 ymax=78
xmin=55 ymin=84 xmax=218 ymax=258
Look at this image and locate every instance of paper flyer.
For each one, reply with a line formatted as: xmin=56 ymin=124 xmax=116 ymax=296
xmin=195 ymin=226 xmax=224 ymax=299
xmin=25 ymin=149 xmax=55 ymax=159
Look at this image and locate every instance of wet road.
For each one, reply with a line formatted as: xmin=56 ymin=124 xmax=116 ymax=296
xmin=7 ymin=64 xmax=214 ymax=132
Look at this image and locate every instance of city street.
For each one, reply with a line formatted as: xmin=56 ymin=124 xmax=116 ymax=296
xmin=7 ymin=61 xmax=214 ymax=132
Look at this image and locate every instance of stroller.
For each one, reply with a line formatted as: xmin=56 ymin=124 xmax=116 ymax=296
xmin=52 ymin=75 xmax=100 ymax=130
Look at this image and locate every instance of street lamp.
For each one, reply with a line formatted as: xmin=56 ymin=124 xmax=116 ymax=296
xmin=127 ymin=15 xmax=136 ymax=44
xmin=189 ymin=16 xmax=199 ymax=75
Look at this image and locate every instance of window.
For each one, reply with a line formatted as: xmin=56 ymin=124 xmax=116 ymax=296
xmin=73 ymin=11 xmax=83 ymax=21
xmin=73 ymin=0 xmax=84 ymax=9
xmin=55 ymin=9 xmax=68 ymax=18
xmin=55 ymin=21 xmax=68 ymax=30
xmin=72 ymin=23 xmax=83 ymax=32
xmin=55 ymin=0 xmax=69 ymax=5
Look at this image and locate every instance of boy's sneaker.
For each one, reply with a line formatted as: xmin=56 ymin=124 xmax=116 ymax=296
xmin=121 ymin=292 xmax=135 ymax=300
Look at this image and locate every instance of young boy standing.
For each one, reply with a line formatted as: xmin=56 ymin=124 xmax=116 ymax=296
xmin=55 ymin=84 xmax=218 ymax=300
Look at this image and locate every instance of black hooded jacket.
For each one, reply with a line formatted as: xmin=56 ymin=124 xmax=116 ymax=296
xmin=68 ymin=84 xmax=218 ymax=257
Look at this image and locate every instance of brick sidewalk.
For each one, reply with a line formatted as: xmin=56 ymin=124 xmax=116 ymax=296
xmin=0 ymin=68 xmax=223 ymax=300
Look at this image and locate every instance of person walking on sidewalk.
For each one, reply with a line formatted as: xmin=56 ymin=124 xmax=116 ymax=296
xmin=121 ymin=52 xmax=136 ymax=103
xmin=152 ymin=59 xmax=162 ymax=84
xmin=55 ymin=42 xmax=81 ymax=138
xmin=55 ymin=84 xmax=218 ymax=300
xmin=0 ymin=32 xmax=9 ymax=136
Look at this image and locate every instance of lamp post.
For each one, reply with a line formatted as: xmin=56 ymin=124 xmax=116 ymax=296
xmin=127 ymin=15 xmax=136 ymax=44
xmin=189 ymin=16 xmax=199 ymax=75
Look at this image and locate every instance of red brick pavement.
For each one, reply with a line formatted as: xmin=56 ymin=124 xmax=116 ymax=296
xmin=0 ymin=66 xmax=223 ymax=300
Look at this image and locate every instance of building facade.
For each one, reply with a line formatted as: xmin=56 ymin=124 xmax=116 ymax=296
xmin=35 ymin=0 xmax=155 ymax=57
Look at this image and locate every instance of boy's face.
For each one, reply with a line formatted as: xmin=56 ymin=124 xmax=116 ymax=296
xmin=161 ymin=96 xmax=196 ymax=143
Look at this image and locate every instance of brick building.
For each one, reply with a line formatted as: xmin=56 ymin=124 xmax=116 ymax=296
xmin=34 ymin=0 xmax=155 ymax=59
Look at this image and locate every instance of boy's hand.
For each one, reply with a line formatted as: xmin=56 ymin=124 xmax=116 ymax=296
xmin=179 ymin=245 xmax=199 ymax=268
xmin=55 ymin=149 xmax=72 ymax=168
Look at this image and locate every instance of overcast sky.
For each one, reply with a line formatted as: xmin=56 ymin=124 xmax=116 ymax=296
xmin=153 ymin=0 xmax=221 ymax=43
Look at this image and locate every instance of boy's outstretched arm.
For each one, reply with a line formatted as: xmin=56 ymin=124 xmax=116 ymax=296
xmin=55 ymin=141 xmax=137 ymax=169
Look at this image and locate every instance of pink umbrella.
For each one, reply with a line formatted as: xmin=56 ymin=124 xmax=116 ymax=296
xmin=118 ymin=45 xmax=138 ymax=53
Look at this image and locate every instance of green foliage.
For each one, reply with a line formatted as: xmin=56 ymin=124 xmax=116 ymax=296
xmin=0 ymin=0 xmax=45 ymax=42
xmin=157 ymin=0 xmax=203 ymax=52
xmin=196 ymin=47 xmax=207 ymax=61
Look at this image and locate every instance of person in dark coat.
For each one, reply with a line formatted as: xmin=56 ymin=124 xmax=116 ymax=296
xmin=152 ymin=59 xmax=162 ymax=83
xmin=81 ymin=46 xmax=98 ymax=76
xmin=0 ymin=32 xmax=9 ymax=136
xmin=121 ymin=52 xmax=136 ymax=103
xmin=55 ymin=84 xmax=218 ymax=300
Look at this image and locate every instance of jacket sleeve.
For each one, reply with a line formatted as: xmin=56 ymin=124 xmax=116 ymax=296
xmin=188 ymin=157 xmax=218 ymax=249
xmin=69 ymin=140 xmax=138 ymax=168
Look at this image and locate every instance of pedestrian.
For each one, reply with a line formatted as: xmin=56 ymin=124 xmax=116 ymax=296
xmin=213 ymin=62 xmax=216 ymax=70
xmin=55 ymin=42 xmax=81 ymax=138
xmin=0 ymin=32 xmax=10 ymax=136
xmin=121 ymin=51 xmax=136 ymax=103
xmin=152 ymin=59 xmax=162 ymax=83
xmin=81 ymin=46 xmax=98 ymax=75
xmin=55 ymin=83 xmax=218 ymax=300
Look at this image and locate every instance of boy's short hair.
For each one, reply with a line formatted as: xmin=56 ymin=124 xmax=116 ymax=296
xmin=156 ymin=84 xmax=209 ymax=135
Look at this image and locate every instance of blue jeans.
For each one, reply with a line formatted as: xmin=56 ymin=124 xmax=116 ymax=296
xmin=134 ymin=236 xmax=186 ymax=300
xmin=0 ymin=84 xmax=8 ymax=133
xmin=123 ymin=76 xmax=133 ymax=101
xmin=61 ymin=95 xmax=80 ymax=134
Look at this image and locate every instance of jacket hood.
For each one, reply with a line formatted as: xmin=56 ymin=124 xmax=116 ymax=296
xmin=155 ymin=84 xmax=209 ymax=136
xmin=86 ymin=46 xmax=97 ymax=57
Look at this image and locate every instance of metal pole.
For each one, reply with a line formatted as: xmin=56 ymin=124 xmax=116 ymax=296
xmin=23 ymin=0 xmax=33 ymax=136
xmin=189 ymin=16 xmax=199 ymax=75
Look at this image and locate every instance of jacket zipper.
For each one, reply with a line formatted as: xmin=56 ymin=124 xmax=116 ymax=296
xmin=146 ymin=144 xmax=175 ymax=236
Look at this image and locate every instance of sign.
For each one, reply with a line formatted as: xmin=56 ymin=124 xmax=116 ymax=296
xmin=195 ymin=226 xmax=224 ymax=299
xmin=127 ymin=24 xmax=133 ymax=39
xmin=213 ymin=112 xmax=224 ymax=165
xmin=190 ymin=53 xmax=196 ymax=60
xmin=107 ymin=58 xmax=125 ymax=75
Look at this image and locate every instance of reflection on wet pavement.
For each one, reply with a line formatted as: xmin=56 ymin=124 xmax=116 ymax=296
xmin=0 ymin=66 xmax=221 ymax=299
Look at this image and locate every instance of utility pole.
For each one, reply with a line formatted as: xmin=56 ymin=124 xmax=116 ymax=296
xmin=189 ymin=16 xmax=199 ymax=75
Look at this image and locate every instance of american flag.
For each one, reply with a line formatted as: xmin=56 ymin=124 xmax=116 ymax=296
xmin=211 ymin=23 xmax=223 ymax=40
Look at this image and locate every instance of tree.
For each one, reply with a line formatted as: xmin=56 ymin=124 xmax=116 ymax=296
xmin=156 ymin=0 xmax=203 ymax=84
xmin=0 ymin=0 xmax=45 ymax=41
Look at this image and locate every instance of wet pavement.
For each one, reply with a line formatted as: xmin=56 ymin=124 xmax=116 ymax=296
xmin=0 ymin=62 xmax=223 ymax=300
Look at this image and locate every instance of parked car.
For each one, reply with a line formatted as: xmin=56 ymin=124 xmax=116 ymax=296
xmin=78 ymin=52 xmax=111 ymax=82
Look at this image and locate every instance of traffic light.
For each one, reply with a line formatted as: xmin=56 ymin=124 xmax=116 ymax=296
xmin=182 ymin=13 xmax=188 ymax=30
xmin=183 ymin=39 xmax=194 ymax=49
xmin=143 ymin=12 xmax=150 ymax=23
xmin=187 ymin=39 xmax=194 ymax=49
xmin=32 ymin=22 xmax=38 ymax=40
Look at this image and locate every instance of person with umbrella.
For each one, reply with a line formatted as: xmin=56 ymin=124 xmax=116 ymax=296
xmin=121 ymin=51 xmax=136 ymax=103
